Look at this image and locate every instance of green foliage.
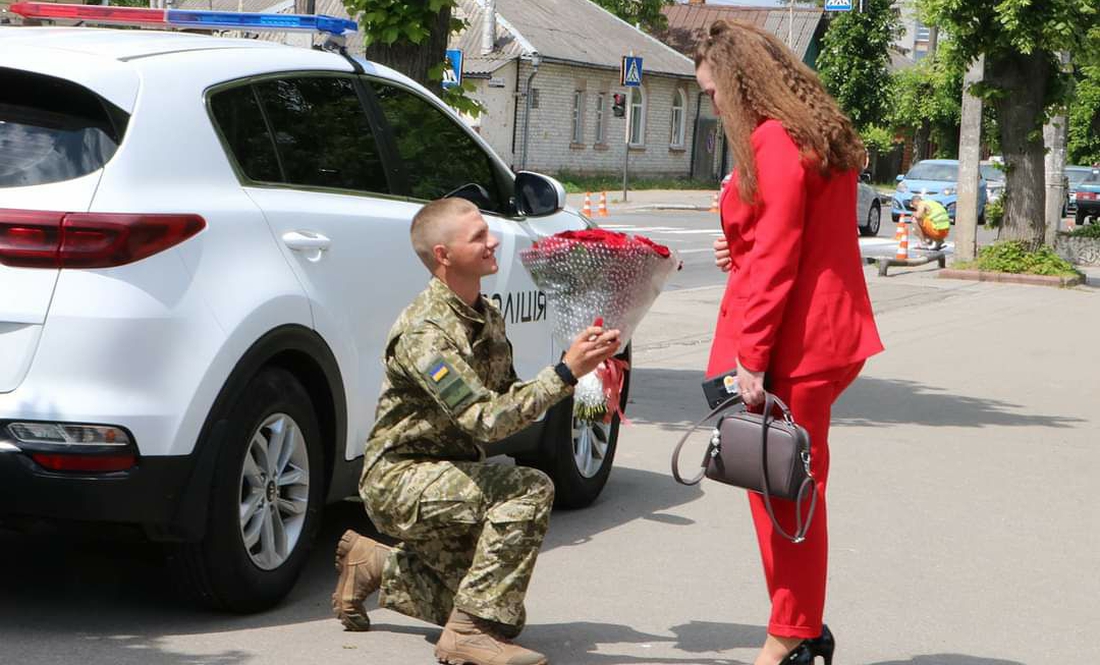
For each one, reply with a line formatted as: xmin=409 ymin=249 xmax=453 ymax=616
xmin=984 ymin=195 xmax=1005 ymax=228
xmin=343 ymin=0 xmax=481 ymax=114
xmin=1068 ymin=62 xmax=1100 ymax=166
xmin=589 ymin=0 xmax=672 ymax=34
xmin=860 ymin=125 xmax=898 ymax=154
xmin=888 ymin=48 xmax=963 ymax=134
xmin=1068 ymin=222 xmax=1100 ymax=238
xmin=816 ymin=0 xmax=898 ymax=129
xmin=958 ymin=240 xmax=1078 ymax=276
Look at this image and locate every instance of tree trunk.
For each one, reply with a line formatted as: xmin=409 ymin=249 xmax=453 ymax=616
xmin=914 ymin=121 xmax=931 ymax=161
xmin=988 ymin=51 xmax=1052 ymax=250
xmin=363 ymin=7 xmax=451 ymax=95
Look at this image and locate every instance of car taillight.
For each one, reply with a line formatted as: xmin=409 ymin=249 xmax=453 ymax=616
xmin=0 ymin=209 xmax=205 ymax=269
xmin=1077 ymin=192 xmax=1096 ymax=201
xmin=30 ymin=453 xmax=136 ymax=472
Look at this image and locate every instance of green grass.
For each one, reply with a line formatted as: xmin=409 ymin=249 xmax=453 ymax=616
xmin=555 ymin=171 xmax=715 ymax=194
xmin=952 ymin=240 xmax=1080 ymax=278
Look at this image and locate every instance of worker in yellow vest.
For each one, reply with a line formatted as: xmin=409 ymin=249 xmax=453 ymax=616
xmin=912 ymin=197 xmax=951 ymax=250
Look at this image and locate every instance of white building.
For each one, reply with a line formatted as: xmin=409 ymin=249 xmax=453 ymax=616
xmin=450 ymin=0 xmax=716 ymax=179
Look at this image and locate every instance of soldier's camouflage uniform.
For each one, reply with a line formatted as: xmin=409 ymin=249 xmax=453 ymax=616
xmin=360 ymin=277 xmax=573 ymax=631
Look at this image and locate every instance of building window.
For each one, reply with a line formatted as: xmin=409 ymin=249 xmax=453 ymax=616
xmin=670 ymin=89 xmax=686 ymax=148
xmin=571 ymin=90 xmax=584 ymax=144
xmin=594 ymin=92 xmax=606 ymax=144
xmin=628 ymin=86 xmax=645 ymax=146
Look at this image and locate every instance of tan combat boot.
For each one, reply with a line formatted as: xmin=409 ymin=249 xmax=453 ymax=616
xmin=331 ymin=529 xmax=389 ymax=631
xmin=434 ymin=609 xmax=547 ymax=665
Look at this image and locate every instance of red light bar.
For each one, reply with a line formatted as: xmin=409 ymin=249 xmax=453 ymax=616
xmin=10 ymin=2 xmax=167 ymax=25
xmin=31 ymin=453 xmax=137 ymax=473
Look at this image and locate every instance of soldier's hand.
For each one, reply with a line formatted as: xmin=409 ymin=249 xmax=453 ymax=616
xmin=563 ymin=326 xmax=621 ymax=378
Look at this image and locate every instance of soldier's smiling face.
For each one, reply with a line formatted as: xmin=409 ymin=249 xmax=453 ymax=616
xmin=444 ymin=208 xmax=499 ymax=277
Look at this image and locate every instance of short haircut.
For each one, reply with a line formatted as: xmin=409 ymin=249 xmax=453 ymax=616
xmin=410 ymin=198 xmax=478 ymax=269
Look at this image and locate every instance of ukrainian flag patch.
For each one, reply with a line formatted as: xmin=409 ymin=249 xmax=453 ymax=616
xmin=430 ymin=361 xmax=450 ymax=383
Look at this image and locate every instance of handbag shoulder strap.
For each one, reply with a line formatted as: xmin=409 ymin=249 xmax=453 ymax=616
xmin=758 ymin=392 xmax=817 ymax=543
xmin=670 ymin=394 xmax=743 ymax=485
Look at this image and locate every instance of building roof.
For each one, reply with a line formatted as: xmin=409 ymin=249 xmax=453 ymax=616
xmin=453 ymin=0 xmax=696 ymax=79
xmin=658 ymin=4 xmax=824 ymax=62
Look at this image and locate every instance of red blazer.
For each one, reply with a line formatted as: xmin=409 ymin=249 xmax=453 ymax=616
xmin=707 ymin=120 xmax=883 ymax=379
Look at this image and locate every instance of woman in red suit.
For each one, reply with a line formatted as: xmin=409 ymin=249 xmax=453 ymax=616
xmin=694 ymin=20 xmax=884 ymax=665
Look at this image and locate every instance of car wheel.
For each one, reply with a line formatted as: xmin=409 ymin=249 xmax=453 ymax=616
xmin=1077 ymin=210 xmax=1086 ymax=226
xmin=521 ymin=352 xmax=630 ymax=510
xmin=978 ymin=211 xmax=986 ymax=226
xmin=169 ymin=366 xmax=324 ymax=612
xmin=860 ymin=203 xmax=881 ymax=237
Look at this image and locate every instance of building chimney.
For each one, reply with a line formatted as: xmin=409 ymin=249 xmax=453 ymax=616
xmin=481 ymin=0 xmax=497 ymax=56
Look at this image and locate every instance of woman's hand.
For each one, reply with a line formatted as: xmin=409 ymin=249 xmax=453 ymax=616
xmin=713 ymin=238 xmax=732 ymax=272
xmin=736 ymin=362 xmax=766 ymax=407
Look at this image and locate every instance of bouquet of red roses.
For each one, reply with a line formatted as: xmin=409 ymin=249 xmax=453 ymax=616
xmin=520 ymin=228 xmax=679 ymax=422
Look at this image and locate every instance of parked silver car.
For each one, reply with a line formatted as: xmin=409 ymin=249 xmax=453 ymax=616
xmin=857 ymin=172 xmax=882 ymax=237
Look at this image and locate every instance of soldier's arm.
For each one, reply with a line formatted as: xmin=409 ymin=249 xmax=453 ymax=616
xmin=394 ymin=327 xmax=572 ymax=443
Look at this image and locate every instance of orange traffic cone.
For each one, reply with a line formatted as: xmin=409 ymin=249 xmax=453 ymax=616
xmin=895 ymin=216 xmax=910 ymax=260
xmin=596 ymin=191 xmax=609 ymax=217
xmin=582 ymin=192 xmax=593 ymax=217
xmin=709 ymin=191 xmax=720 ymax=213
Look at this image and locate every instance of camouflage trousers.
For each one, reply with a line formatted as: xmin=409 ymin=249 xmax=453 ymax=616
xmin=362 ymin=458 xmax=554 ymax=631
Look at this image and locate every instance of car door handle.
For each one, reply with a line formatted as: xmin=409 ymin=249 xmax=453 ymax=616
xmin=282 ymin=230 xmax=331 ymax=252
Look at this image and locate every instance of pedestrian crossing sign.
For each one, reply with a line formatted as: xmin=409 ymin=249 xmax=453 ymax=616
xmin=443 ymin=49 xmax=463 ymax=89
xmin=824 ymin=0 xmax=853 ymax=10
xmin=621 ymin=56 xmax=643 ymax=87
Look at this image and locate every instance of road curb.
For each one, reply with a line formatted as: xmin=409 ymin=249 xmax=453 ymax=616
xmin=938 ymin=269 xmax=1084 ymax=288
xmin=617 ymin=204 xmax=712 ymax=212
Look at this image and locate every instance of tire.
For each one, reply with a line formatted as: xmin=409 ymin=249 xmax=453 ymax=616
xmin=520 ymin=354 xmax=630 ymax=510
xmin=1077 ymin=210 xmax=1086 ymax=226
xmin=168 ymin=367 xmax=325 ymax=612
xmin=860 ymin=203 xmax=881 ymax=237
xmin=978 ymin=211 xmax=986 ymax=226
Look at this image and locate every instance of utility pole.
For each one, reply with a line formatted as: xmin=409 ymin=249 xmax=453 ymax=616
xmin=1044 ymin=52 xmax=1072 ymax=245
xmin=955 ymin=55 xmax=984 ymax=262
xmin=788 ymin=0 xmax=794 ymax=48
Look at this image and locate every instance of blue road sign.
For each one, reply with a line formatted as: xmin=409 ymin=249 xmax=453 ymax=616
xmin=621 ymin=56 xmax=643 ymax=87
xmin=824 ymin=0 xmax=853 ymax=10
xmin=443 ymin=49 xmax=463 ymax=89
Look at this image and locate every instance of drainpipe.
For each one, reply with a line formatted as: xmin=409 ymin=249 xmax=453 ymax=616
xmin=519 ymin=52 xmax=542 ymax=172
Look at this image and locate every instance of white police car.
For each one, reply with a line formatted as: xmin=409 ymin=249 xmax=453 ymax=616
xmin=0 ymin=9 xmax=626 ymax=612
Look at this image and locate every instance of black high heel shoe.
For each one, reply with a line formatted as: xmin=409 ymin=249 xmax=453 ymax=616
xmin=779 ymin=624 xmax=835 ymax=665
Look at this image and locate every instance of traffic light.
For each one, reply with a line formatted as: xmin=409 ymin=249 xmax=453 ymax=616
xmin=612 ymin=93 xmax=626 ymax=118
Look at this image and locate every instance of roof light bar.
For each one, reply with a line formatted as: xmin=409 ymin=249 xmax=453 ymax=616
xmin=9 ymin=2 xmax=358 ymax=35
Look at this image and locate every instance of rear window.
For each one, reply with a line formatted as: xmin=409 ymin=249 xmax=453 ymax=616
xmin=0 ymin=68 xmax=128 ymax=188
xmin=906 ymin=162 xmax=958 ymax=182
xmin=1085 ymin=170 xmax=1100 ymax=185
xmin=1068 ymin=168 xmax=1094 ymax=185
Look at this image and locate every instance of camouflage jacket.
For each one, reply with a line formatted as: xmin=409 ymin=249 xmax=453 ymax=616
xmin=361 ymin=278 xmax=572 ymax=481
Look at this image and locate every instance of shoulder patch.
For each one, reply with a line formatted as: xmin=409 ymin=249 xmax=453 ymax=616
xmin=422 ymin=355 xmax=476 ymax=411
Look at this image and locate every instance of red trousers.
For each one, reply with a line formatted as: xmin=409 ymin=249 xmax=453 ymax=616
xmin=749 ymin=361 xmax=863 ymax=639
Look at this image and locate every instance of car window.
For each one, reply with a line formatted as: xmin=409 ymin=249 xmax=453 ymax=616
xmin=0 ymin=67 xmax=128 ymax=188
xmin=906 ymin=163 xmax=958 ymax=181
xmin=209 ymin=85 xmax=282 ymax=183
xmin=370 ymin=81 xmax=503 ymax=212
xmin=1068 ymin=168 xmax=1094 ymax=185
xmin=252 ymin=76 xmax=389 ymax=194
xmin=1085 ymin=171 xmax=1100 ymax=185
xmin=979 ymin=165 xmax=1003 ymax=181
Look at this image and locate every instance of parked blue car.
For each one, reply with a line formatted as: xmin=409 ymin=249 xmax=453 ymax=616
xmin=892 ymin=159 xmax=988 ymax=224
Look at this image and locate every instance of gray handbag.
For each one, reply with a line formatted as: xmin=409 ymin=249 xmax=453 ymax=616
xmin=671 ymin=392 xmax=817 ymax=543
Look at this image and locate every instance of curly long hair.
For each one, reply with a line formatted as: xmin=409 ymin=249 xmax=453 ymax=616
xmin=694 ymin=19 xmax=866 ymax=203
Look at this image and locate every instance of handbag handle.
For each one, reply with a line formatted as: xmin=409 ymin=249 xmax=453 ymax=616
xmin=670 ymin=393 xmax=745 ymax=485
xmin=758 ymin=393 xmax=817 ymax=544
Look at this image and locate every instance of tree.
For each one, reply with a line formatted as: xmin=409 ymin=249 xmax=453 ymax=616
xmin=342 ymin=0 xmax=479 ymax=114
xmin=921 ymin=0 xmax=1100 ymax=248
xmin=589 ymin=0 xmax=672 ymax=34
xmin=1068 ymin=60 xmax=1100 ymax=166
xmin=816 ymin=0 xmax=898 ymax=130
xmin=888 ymin=46 xmax=963 ymax=158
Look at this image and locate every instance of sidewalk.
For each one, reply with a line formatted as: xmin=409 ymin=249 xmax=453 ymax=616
xmin=565 ymin=189 xmax=716 ymax=212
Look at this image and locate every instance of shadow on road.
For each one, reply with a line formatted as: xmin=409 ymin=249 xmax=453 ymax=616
xmin=867 ymin=657 xmax=1026 ymax=665
xmin=624 ymin=367 xmax=1085 ymax=432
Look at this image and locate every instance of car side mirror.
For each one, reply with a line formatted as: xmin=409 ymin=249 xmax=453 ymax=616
xmin=895 ymin=174 xmax=905 ymax=183
xmin=860 ymin=171 xmax=872 ymax=184
xmin=514 ymin=171 xmax=566 ymax=217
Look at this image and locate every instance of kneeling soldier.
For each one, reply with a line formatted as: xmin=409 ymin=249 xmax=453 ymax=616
xmin=333 ymin=198 xmax=620 ymax=665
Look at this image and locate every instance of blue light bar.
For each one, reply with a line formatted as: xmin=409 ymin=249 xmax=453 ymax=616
xmin=165 ymin=9 xmax=357 ymax=35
